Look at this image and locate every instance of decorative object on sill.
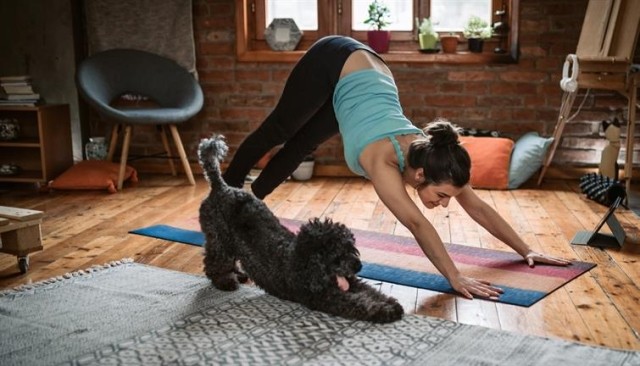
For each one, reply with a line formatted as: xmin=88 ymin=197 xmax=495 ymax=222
xmin=85 ymin=137 xmax=108 ymax=160
xmin=598 ymin=117 xmax=621 ymax=180
xmin=416 ymin=17 xmax=439 ymax=51
xmin=265 ymin=18 xmax=303 ymax=51
xmin=0 ymin=118 xmax=19 ymax=141
xmin=463 ymin=15 xmax=492 ymax=53
xmin=364 ymin=0 xmax=391 ymax=53
xmin=492 ymin=6 xmax=509 ymax=54
xmin=440 ymin=34 xmax=459 ymax=54
xmin=0 ymin=163 xmax=20 ymax=176
xmin=291 ymin=155 xmax=315 ymax=181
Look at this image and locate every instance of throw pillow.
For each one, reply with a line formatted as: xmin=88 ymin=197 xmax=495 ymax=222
xmin=459 ymin=136 xmax=514 ymax=190
xmin=49 ymin=160 xmax=138 ymax=193
xmin=508 ymin=132 xmax=554 ymax=189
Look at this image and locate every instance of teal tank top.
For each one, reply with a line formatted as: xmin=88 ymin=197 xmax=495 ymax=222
xmin=333 ymin=69 xmax=424 ymax=177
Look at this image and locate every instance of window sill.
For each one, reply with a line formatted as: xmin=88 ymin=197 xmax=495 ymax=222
xmin=236 ymin=49 xmax=518 ymax=64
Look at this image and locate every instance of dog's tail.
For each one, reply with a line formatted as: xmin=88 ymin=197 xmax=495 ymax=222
xmin=197 ymin=134 xmax=228 ymax=189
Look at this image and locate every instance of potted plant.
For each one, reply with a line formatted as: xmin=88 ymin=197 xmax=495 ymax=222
xmin=292 ymin=155 xmax=315 ymax=181
xmin=363 ymin=0 xmax=391 ymax=53
xmin=440 ymin=33 xmax=459 ymax=54
xmin=415 ymin=17 xmax=439 ymax=50
xmin=463 ymin=15 xmax=492 ymax=53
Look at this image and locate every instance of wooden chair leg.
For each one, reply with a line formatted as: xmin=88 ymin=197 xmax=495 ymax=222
xmin=117 ymin=125 xmax=133 ymax=191
xmin=107 ymin=124 xmax=120 ymax=162
xmin=159 ymin=125 xmax=177 ymax=176
xmin=168 ymin=124 xmax=195 ymax=185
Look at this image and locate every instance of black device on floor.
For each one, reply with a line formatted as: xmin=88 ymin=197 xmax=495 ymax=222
xmin=571 ymin=196 xmax=626 ymax=248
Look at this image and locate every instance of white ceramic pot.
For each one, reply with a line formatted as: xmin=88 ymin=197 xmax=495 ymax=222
xmin=291 ymin=161 xmax=314 ymax=181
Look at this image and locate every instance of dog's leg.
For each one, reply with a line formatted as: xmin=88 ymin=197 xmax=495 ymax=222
xmin=313 ymin=281 xmax=404 ymax=323
xmin=203 ymin=234 xmax=240 ymax=291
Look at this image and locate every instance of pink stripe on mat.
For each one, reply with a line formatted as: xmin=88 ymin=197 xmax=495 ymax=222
xmin=281 ymin=218 xmax=593 ymax=280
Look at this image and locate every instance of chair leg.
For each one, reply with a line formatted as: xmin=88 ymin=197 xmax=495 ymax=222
xmin=107 ymin=124 xmax=120 ymax=162
xmin=168 ymin=124 xmax=195 ymax=185
xmin=117 ymin=125 xmax=133 ymax=191
xmin=159 ymin=125 xmax=177 ymax=176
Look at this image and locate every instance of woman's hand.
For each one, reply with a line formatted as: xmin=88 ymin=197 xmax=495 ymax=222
xmin=450 ymin=274 xmax=504 ymax=300
xmin=524 ymin=251 xmax=571 ymax=267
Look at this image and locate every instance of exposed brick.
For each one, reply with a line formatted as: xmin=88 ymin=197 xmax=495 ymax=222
xmin=448 ymin=71 xmax=496 ymax=82
xmin=425 ymin=95 xmax=476 ymax=107
xmin=89 ymin=0 xmax=631 ymax=168
xmin=235 ymin=69 xmax=271 ymax=82
xmin=499 ymin=71 xmax=548 ymax=83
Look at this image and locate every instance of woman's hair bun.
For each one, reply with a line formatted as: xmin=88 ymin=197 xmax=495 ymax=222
xmin=425 ymin=119 xmax=460 ymax=147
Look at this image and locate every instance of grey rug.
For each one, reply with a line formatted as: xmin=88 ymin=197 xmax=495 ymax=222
xmin=1 ymin=260 xmax=637 ymax=366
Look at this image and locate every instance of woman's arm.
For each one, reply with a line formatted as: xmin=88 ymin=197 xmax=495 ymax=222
xmin=455 ymin=185 xmax=571 ymax=266
xmin=366 ymin=162 xmax=503 ymax=299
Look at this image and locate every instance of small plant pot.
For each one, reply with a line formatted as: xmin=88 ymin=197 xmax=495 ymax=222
xmin=367 ymin=30 xmax=391 ymax=53
xmin=418 ymin=33 xmax=438 ymax=50
xmin=440 ymin=35 xmax=459 ymax=54
xmin=292 ymin=161 xmax=315 ymax=181
xmin=467 ymin=38 xmax=484 ymax=53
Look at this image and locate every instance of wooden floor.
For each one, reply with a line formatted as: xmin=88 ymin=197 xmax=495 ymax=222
xmin=1 ymin=174 xmax=639 ymax=351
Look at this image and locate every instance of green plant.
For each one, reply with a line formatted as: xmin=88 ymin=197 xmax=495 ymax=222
xmin=364 ymin=0 xmax=391 ymax=31
xmin=463 ymin=15 xmax=492 ymax=39
xmin=415 ymin=17 xmax=438 ymax=38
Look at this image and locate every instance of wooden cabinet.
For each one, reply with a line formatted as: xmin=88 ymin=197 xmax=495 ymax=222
xmin=0 ymin=104 xmax=73 ymax=185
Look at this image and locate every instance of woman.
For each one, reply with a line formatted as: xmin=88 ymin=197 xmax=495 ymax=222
xmin=223 ymin=36 xmax=570 ymax=299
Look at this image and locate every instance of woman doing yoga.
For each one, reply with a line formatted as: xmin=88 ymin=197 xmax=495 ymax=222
xmin=222 ymin=36 xmax=570 ymax=299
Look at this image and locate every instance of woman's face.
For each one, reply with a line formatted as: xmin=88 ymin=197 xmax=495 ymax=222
xmin=416 ymin=183 xmax=463 ymax=209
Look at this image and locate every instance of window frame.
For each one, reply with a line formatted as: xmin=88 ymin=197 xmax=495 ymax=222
xmin=236 ymin=0 xmax=519 ymax=64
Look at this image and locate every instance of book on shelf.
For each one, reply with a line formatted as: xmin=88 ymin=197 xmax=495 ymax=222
xmin=1 ymin=84 xmax=35 ymax=94
xmin=0 ymin=75 xmax=31 ymax=83
xmin=0 ymin=75 xmax=40 ymax=106
xmin=0 ymin=93 xmax=40 ymax=101
xmin=0 ymin=100 xmax=38 ymax=107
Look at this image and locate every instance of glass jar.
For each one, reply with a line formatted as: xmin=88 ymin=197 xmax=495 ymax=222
xmin=85 ymin=137 xmax=108 ymax=160
xmin=0 ymin=118 xmax=20 ymax=141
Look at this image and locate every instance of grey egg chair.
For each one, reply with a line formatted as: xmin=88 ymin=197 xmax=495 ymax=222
xmin=76 ymin=48 xmax=203 ymax=190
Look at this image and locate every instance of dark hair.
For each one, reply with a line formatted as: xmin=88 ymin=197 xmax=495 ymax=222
xmin=407 ymin=119 xmax=471 ymax=187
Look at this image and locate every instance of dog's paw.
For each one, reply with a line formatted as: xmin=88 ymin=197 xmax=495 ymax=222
xmin=370 ymin=299 xmax=404 ymax=323
xmin=211 ymin=273 xmax=240 ymax=291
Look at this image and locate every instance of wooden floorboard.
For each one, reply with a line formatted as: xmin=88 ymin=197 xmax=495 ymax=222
xmin=0 ymin=174 xmax=638 ymax=350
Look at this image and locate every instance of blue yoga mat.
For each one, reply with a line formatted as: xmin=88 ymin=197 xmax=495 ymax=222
xmin=129 ymin=224 xmax=594 ymax=307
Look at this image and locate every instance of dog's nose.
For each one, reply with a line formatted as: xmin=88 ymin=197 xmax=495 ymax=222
xmin=353 ymin=260 xmax=362 ymax=273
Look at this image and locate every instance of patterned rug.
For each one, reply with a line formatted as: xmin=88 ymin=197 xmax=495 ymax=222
xmin=130 ymin=218 xmax=596 ymax=307
xmin=0 ymin=260 xmax=636 ymax=366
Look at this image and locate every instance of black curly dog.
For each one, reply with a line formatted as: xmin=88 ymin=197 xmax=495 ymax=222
xmin=198 ymin=135 xmax=403 ymax=323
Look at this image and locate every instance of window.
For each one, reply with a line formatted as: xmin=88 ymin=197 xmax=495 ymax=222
xmin=236 ymin=0 xmax=519 ymax=63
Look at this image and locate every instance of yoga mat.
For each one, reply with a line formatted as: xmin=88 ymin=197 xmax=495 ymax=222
xmin=130 ymin=219 xmax=596 ymax=307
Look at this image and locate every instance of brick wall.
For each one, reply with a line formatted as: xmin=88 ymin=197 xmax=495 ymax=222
xmin=104 ymin=0 xmax=639 ymax=173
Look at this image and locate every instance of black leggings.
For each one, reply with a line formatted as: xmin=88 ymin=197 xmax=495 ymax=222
xmin=223 ymin=36 xmax=379 ymax=199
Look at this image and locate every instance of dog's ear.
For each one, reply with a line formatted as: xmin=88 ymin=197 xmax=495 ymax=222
xmin=293 ymin=218 xmax=335 ymax=293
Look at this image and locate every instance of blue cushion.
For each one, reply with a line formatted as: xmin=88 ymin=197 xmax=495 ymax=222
xmin=508 ymin=132 xmax=554 ymax=189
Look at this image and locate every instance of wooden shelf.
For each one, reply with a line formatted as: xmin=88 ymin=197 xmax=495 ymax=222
xmin=0 ymin=104 xmax=73 ymax=185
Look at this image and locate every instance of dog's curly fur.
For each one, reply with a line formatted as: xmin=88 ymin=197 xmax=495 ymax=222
xmin=198 ymin=135 xmax=404 ymax=323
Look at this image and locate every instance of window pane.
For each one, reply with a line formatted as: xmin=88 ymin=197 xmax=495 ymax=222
xmin=352 ymin=0 xmax=413 ymax=31
xmin=266 ymin=0 xmax=318 ymax=30
xmin=431 ymin=0 xmax=491 ymax=32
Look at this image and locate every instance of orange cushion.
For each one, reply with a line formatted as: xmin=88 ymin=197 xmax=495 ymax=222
xmin=459 ymin=136 xmax=514 ymax=190
xmin=49 ymin=160 xmax=138 ymax=193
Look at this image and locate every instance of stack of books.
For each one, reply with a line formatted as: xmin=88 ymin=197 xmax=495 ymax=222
xmin=0 ymin=75 xmax=40 ymax=106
